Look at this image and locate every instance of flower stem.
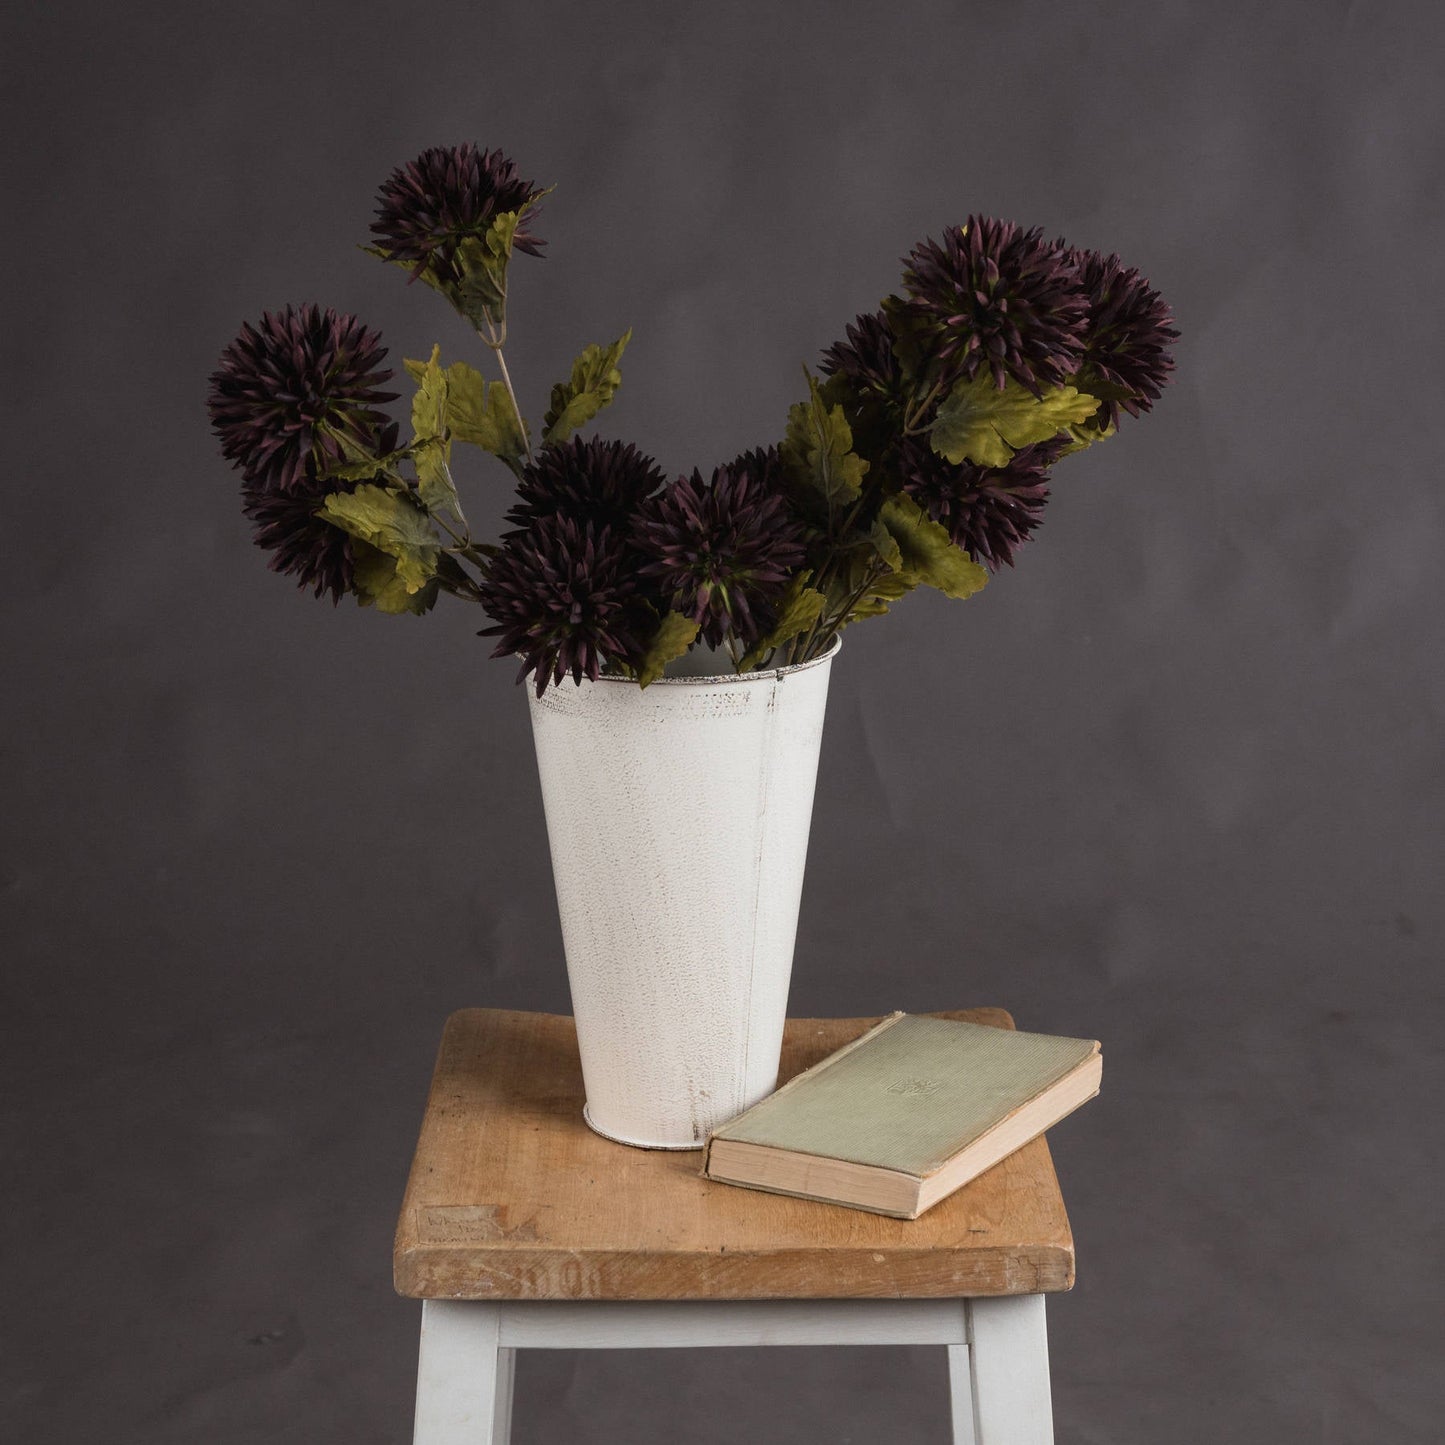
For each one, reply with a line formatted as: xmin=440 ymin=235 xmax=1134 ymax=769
xmin=492 ymin=344 xmax=535 ymax=465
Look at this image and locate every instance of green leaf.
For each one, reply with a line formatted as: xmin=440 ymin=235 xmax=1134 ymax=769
xmin=452 ymin=196 xmax=547 ymax=329
xmin=351 ymin=541 xmax=439 ymax=615
xmin=738 ymin=575 xmax=828 ymax=670
xmin=401 ymin=346 xmax=462 ymax=516
xmin=440 ymin=359 xmax=488 ymax=439
xmin=866 ymin=517 xmax=903 ymax=572
xmin=452 ymin=371 xmax=527 ymax=466
xmin=542 ymin=329 xmax=632 ymax=444
xmin=318 ymin=451 xmax=406 ymax=483
xmin=878 ymin=494 xmax=989 ymax=600
xmin=1055 ymin=413 xmax=1117 ymax=456
xmin=780 ymin=370 xmax=869 ymax=519
xmin=318 ymin=484 xmax=440 ymax=594
xmin=930 ymin=373 xmax=1100 ymax=468
xmin=842 ymin=567 xmax=918 ymax=624
xmin=404 ymin=352 xmax=526 ymax=469
xmin=879 ymin=293 xmax=933 ymax=382
xmin=1055 ymin=369 xmax=1122 ymax=454
xmin=636 ymin=612 xmax=701 ymax=687
xmin=412 ymin=438 xmax=459 ymax=516
xmin=409 ymin=345 xmax=449 ymax=442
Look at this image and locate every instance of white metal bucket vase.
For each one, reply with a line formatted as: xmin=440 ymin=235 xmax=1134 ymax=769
xmin=525 ymin=638 xmax=839 ymax=1149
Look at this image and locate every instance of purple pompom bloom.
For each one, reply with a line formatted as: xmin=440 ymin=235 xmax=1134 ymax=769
xmin=1063 ymin=247 xmax=1179 ymax=427
xmin=371 ymin=143 xmax=546 ymax=287
xmin=241 ymin=478 xmax=357 ymax=604
xmin=820 ymin=308 xmax=907 ymax=403
xmin=478 ymin=518 xmax=650 ymax=697
xmin=634 ymin=450 xmax=806 ymax=649
xmin=207 ymin=304 xmax=398 ymax=492
xmin=504 ymin=436 xmax=666 ymax=537
xmin=899 ymin=437 xmax=1061 ymax=571
xmin=900 ymin=218 xmax=1089 ymax=394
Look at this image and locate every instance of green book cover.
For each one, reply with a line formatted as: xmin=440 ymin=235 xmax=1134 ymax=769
xmin=710 ymin=1013 xmax=1100 ymax=1178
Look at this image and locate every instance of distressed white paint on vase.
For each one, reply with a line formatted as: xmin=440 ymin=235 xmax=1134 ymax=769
xmin=525 ymin=639 xmax=839 ymax=1149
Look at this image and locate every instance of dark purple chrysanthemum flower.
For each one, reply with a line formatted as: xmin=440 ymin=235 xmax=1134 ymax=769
xmin=478 ymin=518 xmax=650 ymax=697
xmin=1063 ymin=247 xmax=1178 ymax=427
xmin=371 ymin=143 xmax=546 ymax=287
xmin=504 ymin=436 xmax=666 ymax=537
xmin=207 ymin=305 xmax=398 ymax=492
xmin=634 ymin=450 xmax=806 ymax=649
xmin=899 ymin=437 xmax=1061 ymax=571
xmin=241 ymin=477 xmax=358 ymax=603
xmin=900 ymin=218 xmax=1090 ymax=394
xmin=820 ymin=308 xmax=907 ymax=402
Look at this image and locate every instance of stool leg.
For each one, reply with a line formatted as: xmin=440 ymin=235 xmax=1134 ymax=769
xmin=954 ymin=1295 xmax=1053 ymax=1445
xmin=413 ymin=1300 xmax=514 ymax=1445
xmin=946 ymin=1301 xmax=979 ymax=1445
xmin=493 ymin=1346 xmax=516 ymax=1443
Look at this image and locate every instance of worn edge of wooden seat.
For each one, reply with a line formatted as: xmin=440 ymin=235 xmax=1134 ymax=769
xmin=394 ymin=1008 xmax=1076 ymax=1302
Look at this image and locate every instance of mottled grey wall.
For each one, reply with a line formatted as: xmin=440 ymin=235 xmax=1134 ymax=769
xmin=4 ymin=1 xmax=1442 ymax=1441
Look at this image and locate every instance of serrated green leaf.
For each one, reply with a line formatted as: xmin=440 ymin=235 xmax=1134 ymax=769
xmin=440 ymin=359 xmax=487 ymax=437
xmin=452 ymin=203 xmax=539 ymax=329
xmin=351 ymin=541 xmax=439 ymax=615
xmin=930 ymin=373 xmax=1099 ymax=468
xmin=542 ymin=329 xmax=632 ymax=444
xmin=318 ymin=484 xmax=440 ymax=594
xmin=866 ymin=518 xmax=903 ymax=572
xmin=878 ymin=494 xmax=989 ymax=600
xmin=1055 ymin=412 xmax=1117 ymax=456
xmin=486 ymin=209 xmax=520 ymax=262
xmin=636 ymin=611 xmax=701 ymax=687
xmin=817 ymin=543 xmax=920 ymax=632
xmin=738 ymin=575 xmax=828 ymax=670
xmin=412 ymin=438 xmax=460 ymax=516
xmin=402 ymin=353 xmax=526 ymax=467
xmin=319 ymin=451 xmax=406 ymax=483
xmin=402 ymin=346 xmax=462 ymax=516
xmin=780 ymin=371 xmax=869 ymax=521
xmin=844 ymin=568 xmax=918 ymax=624
xmin=457 ymin=377 xmax=527 ymax=465
xmin=409 ymin=345 xmax=449 ymax=442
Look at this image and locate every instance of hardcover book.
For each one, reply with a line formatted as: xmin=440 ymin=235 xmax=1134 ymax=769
xmin=702 ymin=1012 xmax=1102 ymax=1219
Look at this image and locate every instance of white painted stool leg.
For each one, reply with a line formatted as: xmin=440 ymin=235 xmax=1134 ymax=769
xmin=946 ymin=1300 xmax=979 ymax=1445
xmin=962 ymin=1295 xmax=1054 ymax=1445
xmin=492 ymin=1347 xmax=516 ymax=1444
xmin=413 ymin=1300 xmax=513 ymax=1445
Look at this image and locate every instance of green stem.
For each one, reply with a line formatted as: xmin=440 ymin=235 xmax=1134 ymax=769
xmin=440 ymin=461 xmax=472 ymax=534
xmin=435 ymin=555 xmax=487 ymax=605
xmin=798 ymin=556 xmax=889 ymax=663
xmin=492 ymin=344 xmax=534 ymax=464
xmin=901 ymin=378 xmax=944 ymax=434
xmin=478 ymin=313 xmax=534 ymax=466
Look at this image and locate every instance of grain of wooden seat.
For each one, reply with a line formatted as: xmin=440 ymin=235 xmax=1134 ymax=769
xmin=397 ymin=1008 xmax=1074 ymax=1443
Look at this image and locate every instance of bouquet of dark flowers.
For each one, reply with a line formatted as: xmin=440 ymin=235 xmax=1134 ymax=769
xmin=208 ymin=143 xmax=1177 ymax=695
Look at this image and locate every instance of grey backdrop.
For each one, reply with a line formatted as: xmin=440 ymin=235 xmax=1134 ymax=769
xmin=4 ymin=2 xmax=1442 ymax=1441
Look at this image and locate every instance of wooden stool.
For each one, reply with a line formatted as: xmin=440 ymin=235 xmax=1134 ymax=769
xmin=395 ymin=1009 xmax=1076 ymax=1444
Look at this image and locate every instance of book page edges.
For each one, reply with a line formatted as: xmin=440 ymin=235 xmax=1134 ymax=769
xmin=705 ymin=1050 xmax=1102 ymax=1220
xmin=910 ymin=1039 xmax=1101 ymax=1175
xmin=703 ymin=1140 xmax=924 ymax=1217
xmin=915 ymin=1050 xmax=1102 ymax=1212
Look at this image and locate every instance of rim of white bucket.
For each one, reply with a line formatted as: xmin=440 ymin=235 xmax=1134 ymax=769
xmin=591 ymin=632 xmax=843 ymax=688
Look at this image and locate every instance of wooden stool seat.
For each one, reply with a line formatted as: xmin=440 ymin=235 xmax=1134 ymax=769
xmin=397 ymin=1008 xmax=1074 ymax=1443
